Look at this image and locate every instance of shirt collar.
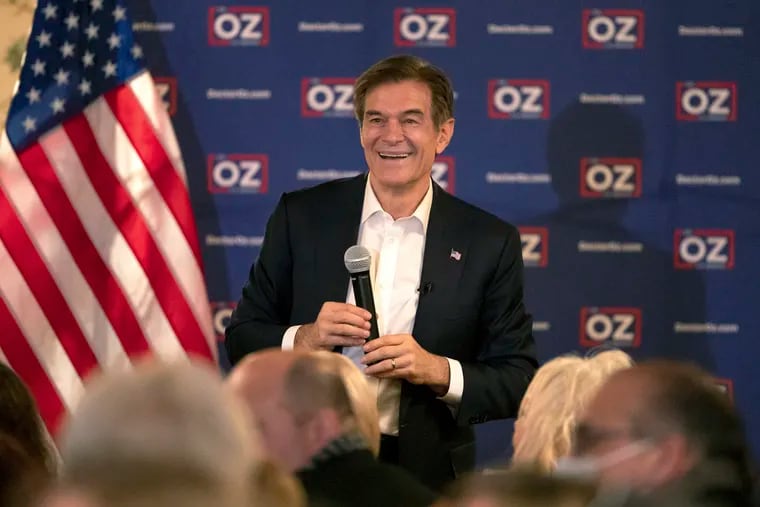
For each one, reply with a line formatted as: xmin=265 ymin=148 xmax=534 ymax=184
xmin=361 ymin=174 xmax=433 ymax=230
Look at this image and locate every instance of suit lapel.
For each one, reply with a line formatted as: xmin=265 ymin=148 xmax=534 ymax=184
xmin=316 ymin=174 xmax=367 ymax=304
xmin=412 ymin=183 xmax=468 ymax=347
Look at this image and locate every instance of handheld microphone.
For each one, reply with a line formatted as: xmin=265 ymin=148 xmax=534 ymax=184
xmin=344 ymin=245 xmax=380 ymax=341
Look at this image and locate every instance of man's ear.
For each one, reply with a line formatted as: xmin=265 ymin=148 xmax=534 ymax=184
xmin=436 ymin=118 xmax=455 ymax=155
xmin=303 ymin=408 xmax=344 ymax=452
xmin=649 ymin=434 xmax=699 ymax=487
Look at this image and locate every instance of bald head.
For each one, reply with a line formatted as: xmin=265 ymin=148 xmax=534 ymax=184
xmin=227 ymin=349 xmax=302 ymax=403
xmin=228 ymin=349 xmax=369 ymax=472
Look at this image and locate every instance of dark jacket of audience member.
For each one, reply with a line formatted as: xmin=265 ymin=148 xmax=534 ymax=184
xmin=298 ymin=444 xmax=434 ymax=507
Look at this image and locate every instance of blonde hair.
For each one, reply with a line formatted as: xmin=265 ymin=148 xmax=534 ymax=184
xmin=286 ymin=352 xmax=381 ymax=456
xmin=513 ymin=350 xmax=633 ymax=471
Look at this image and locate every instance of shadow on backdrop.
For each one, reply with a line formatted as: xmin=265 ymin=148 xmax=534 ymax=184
xmin=126 ymin=1 xmax=231 ymax=368
xmin=476 ymin=101 xmax=713 ymax=469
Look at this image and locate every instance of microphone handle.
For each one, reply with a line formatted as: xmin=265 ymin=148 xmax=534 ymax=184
xmin=350 ymin=272 xmax=380 ymax=340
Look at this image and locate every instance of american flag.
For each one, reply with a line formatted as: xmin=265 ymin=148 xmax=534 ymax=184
xmin=0 ymin=0 xmax=215 ymax=434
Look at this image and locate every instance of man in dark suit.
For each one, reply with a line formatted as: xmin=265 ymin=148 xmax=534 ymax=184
xmin=227 ymin=350 xmax=435 ymax=507
xmin=226 ymin=55 xmax=537 ymax=490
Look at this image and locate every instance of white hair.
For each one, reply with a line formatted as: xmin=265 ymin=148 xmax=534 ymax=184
xmin=60 ymin=360 xmax=260 ymax=507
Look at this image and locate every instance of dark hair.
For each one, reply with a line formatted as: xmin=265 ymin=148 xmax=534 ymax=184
xmin=0 ymin=363 xmax=55 ymax=473
xmin=443 ymin=467 xmax=597 ymax=507
xmin=0 ymin=432 xmax=50 ymax=507
xmin=631 ymin=361 xmax=753 ymax=499
xmin=353 ymin=55 xmax=454 ymax=128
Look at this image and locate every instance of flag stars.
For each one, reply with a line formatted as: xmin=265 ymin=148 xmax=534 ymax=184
xmin=42 ymin=3 xmax=58 ymax=20
xmin=102 ymin=60 xmax=117 ymax=78
xmin=90 ymin=0 xmax=103 ymax=12
xmin=54 ymin=68 xmax=70 ymax=85
xmin=112 ymin=5 xmax=127 ymax=21
xmin=107 ymin=33 xmax=121 ymax=49
xmin=64 ymin=12 xmax=80 ymax=30
xmin=31 ymin=59 xmax=46 ymax=76
xmin=131 ymin=44 xmax=143 ymax=59
xmin=26 ymin=87 xmax=41 ymax=104
xmin=50 ymin=97 xmax=66 ymax=114
xmin=78 ymin=79 xmax=92 ymax=96
xmin=60 ymin=41 xmax=75 ymax=58
xmin=22 ymin=116 xmax=37 ymax=133
xmin=36 ymin=30 xmax=52 ymax=48
xmin=82 ymin=51 xmax=95 ymax=67
xmin=85 ymin=22 xmax=99 ymax=40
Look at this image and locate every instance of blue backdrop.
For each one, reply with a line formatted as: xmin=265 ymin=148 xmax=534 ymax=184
xmin=126 ymin=0 xmax=760 ymax=465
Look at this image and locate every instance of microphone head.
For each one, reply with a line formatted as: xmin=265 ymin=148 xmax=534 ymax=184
xmin=344 ymin=245 xmax=371 ymax=274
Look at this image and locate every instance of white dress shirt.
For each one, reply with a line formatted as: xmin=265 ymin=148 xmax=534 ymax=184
xmin=283 ymin=176 xmax=464 ymax=435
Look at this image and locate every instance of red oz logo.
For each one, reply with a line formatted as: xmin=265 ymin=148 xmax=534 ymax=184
xmin=580 ymin=307 xmax=642 ymax=347
xmin=207 ymin=154 xmax=269 ymax=194
xmin=301 ymin=78 xmax=355 ymax=118
xmin=210 ymin=301 xmax=236 ymax=342
xmin=488 ymin=80 xmax=550 ymax=119
xmin=208 ymin=6 xmax=269 ymax=46
xmin=432 ymin=156 xmax=455 ymax=194
xmin=518 ymin=227 xmax=548 ymax=268
xmin=580 ymin=158 xmax=641 ymax=198
xmin=676 ymin=82 xmax=737 ymax=121
xmin=674 ymin=229 xmax=734 ymax=270
xmin=583 ymin=9 xmax=644 ymax=49
xmin=394 ymin=8 xmax=456 ymax=47
xmin=153 ymin=77 xmax=177 ymax=117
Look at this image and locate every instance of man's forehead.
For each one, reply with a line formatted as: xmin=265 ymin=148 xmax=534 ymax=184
xmin=364 ymin=81 xmax=432 ymax=110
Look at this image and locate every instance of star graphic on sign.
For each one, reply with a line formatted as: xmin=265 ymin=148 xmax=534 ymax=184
xmin=131 ymin=44 xmax=143 ymax=59
xmin=112 ymin=5 xmax=127 ymax=21
xmin=36 ymin=30 xmax=52 ymax=48
xmin=22 ymin=116 xmax=37 ymax=132
xmin=85 ymin=22 xmax=99 ymax=40
xmin=64 ymin=12 xmax=80 ymax=30
xmin=51 ymin=97 xmax=66 ymax=113
xmin=82 ymin=51 xmax=95 ymax=67
xmin=54 ymin=68 xmax=70 ymax=85
xmin=107 ymin=33 xmax=121 ymax=49
xmin=31 ymin=59 xmax=46 ymax=76
xmin=78 ymin=79 xmax=92 ymax=96
xmin=42 ymin=3 xmax=58 ymax=19
xmin=26 ymin=87 xmax=41 ymax=104
xmin=60 ymin=41 xmax=75 ymax=58
xmin=90 ymin=0 xmax=103 ymax=12
xmin=102 ymin=60 xmax=117 ymax=78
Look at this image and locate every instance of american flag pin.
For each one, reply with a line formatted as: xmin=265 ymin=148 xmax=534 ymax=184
xmin=450 ymin=249 xmax=462 ymax=261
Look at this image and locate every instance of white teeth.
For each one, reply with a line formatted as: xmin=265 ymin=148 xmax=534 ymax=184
xmin=379 ymin=153 xmax=410 ymax=159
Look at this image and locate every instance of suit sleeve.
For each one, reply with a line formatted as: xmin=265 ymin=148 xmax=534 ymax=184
xmin=225 ymin=194 xmax=294 ymax=365
xmin=456 ymin=225 xmax=537 ymax=425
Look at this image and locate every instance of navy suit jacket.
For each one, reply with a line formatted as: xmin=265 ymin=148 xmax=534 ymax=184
xmin=226 ymin=174 xmax=537 ymax=490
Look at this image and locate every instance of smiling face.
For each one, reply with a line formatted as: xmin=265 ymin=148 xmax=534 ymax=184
xmin=360 ymin=80 xmax=454 ymax=196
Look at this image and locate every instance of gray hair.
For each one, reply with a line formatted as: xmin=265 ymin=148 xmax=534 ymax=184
xmin=59 ymin=360 xmax=260 ymax=507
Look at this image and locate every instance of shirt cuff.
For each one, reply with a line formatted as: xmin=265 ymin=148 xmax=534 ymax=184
xmin=282 ymin=325 xmax=301 ymax=350
xmin=439 ymin=358 xmax=464 ymax=406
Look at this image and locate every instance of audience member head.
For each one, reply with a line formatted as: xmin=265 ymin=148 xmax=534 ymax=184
xmin=0 ymin=362 xmax=57 ymax=474
xmin=353 ymin=54 xmax=454 ymax=129
xmin=440 ymin=467 xmax=598 ymax=507
xmin=570 ymin=360 xmax=752 ymax=497
xmin=0 ymin=432 xmax=51 ymax=507
xmin=227 ymin=350 xmax=378 ymax=471
xmin=513 ymin=349 xmax=633 ymax=471
xmin=58 ymin=359 xmax=259 ymax=507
